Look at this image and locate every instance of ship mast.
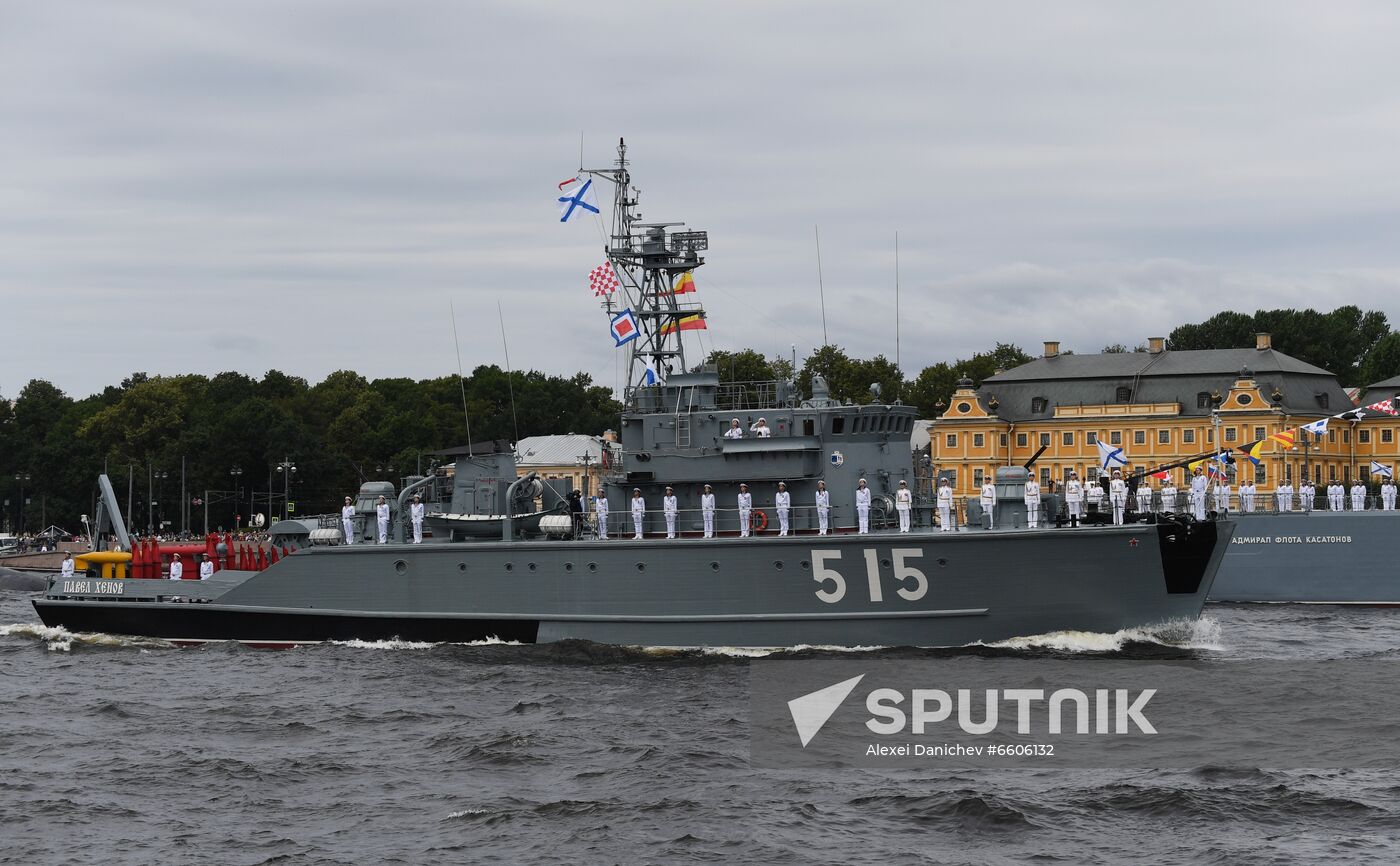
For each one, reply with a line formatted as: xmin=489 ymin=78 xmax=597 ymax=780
xmin=581 ymin=138 xmax=708 ymax=400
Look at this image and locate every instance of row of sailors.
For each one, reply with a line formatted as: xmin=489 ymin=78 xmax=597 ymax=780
xmin=593 ymin=479 xmax=917 ymax=539
xmin=340 ymin=495 xmax=427 ymax=545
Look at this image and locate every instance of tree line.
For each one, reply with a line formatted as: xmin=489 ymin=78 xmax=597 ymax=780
xmin=6 ymin=305 xmax=1398 ymax=532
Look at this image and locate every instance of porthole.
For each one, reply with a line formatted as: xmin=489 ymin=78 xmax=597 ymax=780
xmin=564 ymin=562 xmax=574 ymax=573
xmin=457 ymin=563 xmax=467 ymax=572
xmin=937 ymin=558 xmax=949 ymax=567
xmin=710 ymin=561 xmax=721 ymax=571
xmin=588 ymin=562 xmax=598 ymax=572
xmin=394 ymin=560 xmax=408 ymax=574
xmin=504 ymin=562 xmax=514 ymax=572
xmin=636 ymin=562 xmax=646 ymax=572
xmin=773 ymin=560 xmax=785 ymax=570
xmin=527 ymin=562 xmax=537 ymax=572
xmin=800 ymin=560 xmax=811 ymax=570
xmin=880 ymin=558 xmax=892 ymax=569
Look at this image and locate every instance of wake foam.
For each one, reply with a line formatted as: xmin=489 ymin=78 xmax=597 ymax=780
xmin=983 ymin=617 xmax=1225 ymax=654
xmin=329 ymin=636 xmax=524 ymax=651
xmin=0 ymin=622 xmax=172 ymax=652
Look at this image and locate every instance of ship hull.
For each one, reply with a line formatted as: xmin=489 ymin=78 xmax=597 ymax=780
xmin=34 ymin=521 xmax=1228 ymax=648
xmin=1211 ymin=510 xmax=1400 ymax=604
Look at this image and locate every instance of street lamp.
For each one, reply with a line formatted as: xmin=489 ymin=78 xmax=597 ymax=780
xmin=13 ymin=472 xmax=31 ymax=535
xmin=151 ymin=470 xmax=168 ymax=534
xmin=276 ymin=458 xmax=296 ymax=522
xmin=230 ymin=467 xmax=244 ymax=531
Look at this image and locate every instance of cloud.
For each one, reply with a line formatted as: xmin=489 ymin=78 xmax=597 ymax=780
xmin=5 ymin=1 xmax=1400 ymax=398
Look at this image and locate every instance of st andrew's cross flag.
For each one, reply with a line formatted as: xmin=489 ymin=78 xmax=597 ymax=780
xmin=1096 ymin=439 xmax=1128 ymax=471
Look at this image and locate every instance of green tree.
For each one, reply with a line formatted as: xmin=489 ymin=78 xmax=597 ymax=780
xmin=1358 ymin=332 xmax=1400 ymax=387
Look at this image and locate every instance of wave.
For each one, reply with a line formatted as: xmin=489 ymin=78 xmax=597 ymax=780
xmin=0 ymin=622 xmax=172 ymax=652
xmin=328 ymin=636 xmax=525 ymax=651
xmin=982 ymin=616 xmax=1225 ymax=654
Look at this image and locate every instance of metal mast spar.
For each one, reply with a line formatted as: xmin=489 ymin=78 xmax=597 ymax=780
xmin=581 ymin=138 xmax=708 ymax=395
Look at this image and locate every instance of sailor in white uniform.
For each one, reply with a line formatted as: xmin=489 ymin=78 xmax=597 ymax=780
xmin=1065 ymin=472 xmax=1084 ymax=521
xmin=936 ymin=478 xmax=954 ymax=531
xmin=980 ymin=477 xmax=997 ymax=529
xmin=595 ymin=493 xmax=610 ymax=539
xmin=60 ymin=553 xmax=75 ymax=579
xmin=631 ymin=488 xmax=646 ymax=539
xmin=1212 ymin=478 xmax=1231 ymax=515
xmin=750 ymin=418 xmax=772 ymax=438
xmin=1330 ymin=481 xmax=1345 ymax=511
xmin=1086 ymin=479 xmax=1104 ymax=514
xmin=1109 ymin=470 xmax=1128 ymax=526
xmin=1299 ymin=480 xmax=1315 ymax=512
xmin=895 ymin=479 xmax=912 ymax=532
xmin=737 ymin=484 xmax=753 ymax=537
xmin=1136 ymin=478 xmax=1153 ymax=515
xmin=1382 ymin=479 xmax=1397 ymax=511
xmin=815 ymin=481 xmax=831 ymax=535
xmin=1023 ymin=474 xmax=1041 ymax=529
xmin=1351 ymin=481 xmax=1367 ymax=511
xmin=724 ymin=419 xmax=744 ymax=439
xmin=1160 ymin=477 xmax=1178 ymax=513
xmin=1189 ymin=469 xmax=1208 ymax=521
xmin=700 ymin=484 xmax=716 ymax=538
xmin=1276 ymin=481 xmax=1292 ymax=512
xmin=168 ymin=553 xmax=183 ymax=580
xmin=199 ymin=553 xmax=215 ymax=580
xmin=663 ymin=486 xmax=679 ymax=538
xmin=375 ymin=496 xmax=390 ymax=544
xmin=855 ymin=479 xmax=872 ymax=534
xmin=775 ymin=482 xmax=791 ymax=536
xmin=1240 ymin=480 xmax=1255 ymax=513
xmin=410 ymin=495 xmax=425 ymax=543
xmin=341 ymin=496 xmax=356 ymax=545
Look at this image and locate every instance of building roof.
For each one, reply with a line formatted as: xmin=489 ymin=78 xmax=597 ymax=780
xmin=976 ymin=347 xmax=1350 ymax=423
xmin=1358 ymin=374 xmax=1400 ymax=408
xmin=515 ymin=434 xmax=615 ymax=467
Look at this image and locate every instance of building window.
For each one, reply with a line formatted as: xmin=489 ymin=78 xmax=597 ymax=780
xmin=1000 ymin=434 xmax=1008 ymax=447
xmin=1116 ymin=386 xmax=1132 ymax=403
xmin=1360 ymin=429 xmax=1371 ymax=444
xmin=1206 ymin=429 xmax=1213 ymax=444
xmin=1087 ymin=431 xmax=1098 ymax=445
xmin=1017 ymin=432 xmax=1028 ymax=448
xmin=1040 ymin=433 xmax=1051 ymax=447
xmin=1158 ymin=429 xmax=1170 ymax=445
xmin=1196 ymin=392 xmax=1211 ymax=409
xmin=1225 ymin=427 xmax=1237 ymax=442
xmin=946 ymin=434 xmax=957 ymax=448
xmin=1031 ymin=396 xmax=1048 ymax=414
xmin=1329 ymin=465 xmax=1336 ymax=481
xmin=1385 ymin=429 xmax=1395 ymax=444
xmin=1254 ymin=427 xmax=1266 ymax=440
xmin=1064 ymin=432 xmax=1075 ymax=446
xmin=1183 ymin=429 xmax=1195 ymax=444
xmin=1088 ymin=467 xmax=1101 ymax=482
xmin=1345 ymin=466 xmax=1351 ymax=483
xmin=1110 ymin=431 xmax=1122 ymax=445
xmin=973 ymin=433 xmax=985 ymax=448
xmin=973 ymin=468 xmax=984 ymax=487
xmin=1133 ymin=430 xmax=1146 ymax=445
xmin=1344 ymin=430 xmax=1350 ymax=444
xmin=944 ymin=471 xmax=957 ymax=488
xmin=1316 ymin=393 xmax=1330 ymax=410
xmin=1329 ymin=430 xmax=1336 ymax=443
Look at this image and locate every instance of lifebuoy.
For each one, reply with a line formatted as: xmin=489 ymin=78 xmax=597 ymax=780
xmin=751 ymin=509 xmax=769 ymax=532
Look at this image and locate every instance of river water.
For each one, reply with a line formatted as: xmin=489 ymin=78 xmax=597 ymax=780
xmin=3 ymin=589 xmax=1397 ymax=865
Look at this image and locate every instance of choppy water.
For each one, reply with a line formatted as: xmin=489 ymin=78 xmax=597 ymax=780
xmin=3 ymin=589 xmax=1398 ymax=865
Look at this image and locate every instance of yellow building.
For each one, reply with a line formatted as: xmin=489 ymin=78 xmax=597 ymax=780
xmin=928 ymin=334 xmax=1396 ymax=497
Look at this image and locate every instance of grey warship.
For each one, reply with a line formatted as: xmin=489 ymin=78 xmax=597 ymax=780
xmin=33 ymin=140 xmax=1232 ymax=648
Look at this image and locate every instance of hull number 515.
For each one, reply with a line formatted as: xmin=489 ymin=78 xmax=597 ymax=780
xmin=810 ymin=549 xmax=928 ymax=604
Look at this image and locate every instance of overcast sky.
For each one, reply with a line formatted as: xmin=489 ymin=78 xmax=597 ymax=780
xmin=6 ymin=1 xmax=1400 ymax=399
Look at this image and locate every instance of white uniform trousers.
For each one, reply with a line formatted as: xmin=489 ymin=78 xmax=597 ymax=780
xmin=702 ymin=510 xmax=714 ymax=538
xmin=856 ymin=505 xmax=870 ymax=534
xmin=897 ymin=507 xmax=910 ymax=532
xmin=412 ymin=520 xmax=423 ymax=544
xmin=739 ymin=508 xmax=752 ymax=537
xmin=817 ymin=507 xmax=829 ymax=535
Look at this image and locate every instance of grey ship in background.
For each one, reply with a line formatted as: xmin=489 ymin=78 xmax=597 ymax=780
xmin=34 ymin=139 xmax=1233 ymax=648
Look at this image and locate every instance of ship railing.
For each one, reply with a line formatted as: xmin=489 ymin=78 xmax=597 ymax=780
xmin=587 ymin=504 xmax=846 ymax=535
xmin=715 ymin=380 xmax=785 ymax=412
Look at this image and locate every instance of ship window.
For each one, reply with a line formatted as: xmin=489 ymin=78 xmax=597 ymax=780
xmin=1063 ymin=432 xmax=1074 ymax=446
xmin=1316 ymin=393 xmax=1330 ymax=409
xmin=878 ymin=416 xmax=888 ymax=431
xmin=973 ymin=433 xmax=985 ymax=448
xmin=1197 ymin=392 xmax=1211 ymax=409
xmin=1017 ymin=433 xmax=1028 ymax=447
xmin=831 ymin=416 xmax=845 ymax=434
xmin=804 ymin=419 xmax=815 ymax=436
xmin=1158 ymin=429 xmax=1170 ymax=444
xmin=1116 ymin=386 xmax=1132 ymax=403
xmin=1384 ymin=429 xmax=1394 ymax=444
xmin=1360 ymin=429 xmax=1371 ymax=444
xmin=1031 ymin=396 xmax=1048 ymax=414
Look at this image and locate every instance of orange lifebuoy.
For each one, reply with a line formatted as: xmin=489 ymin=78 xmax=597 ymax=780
xmin=751 ymin=509 xmax=769 ymax=532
